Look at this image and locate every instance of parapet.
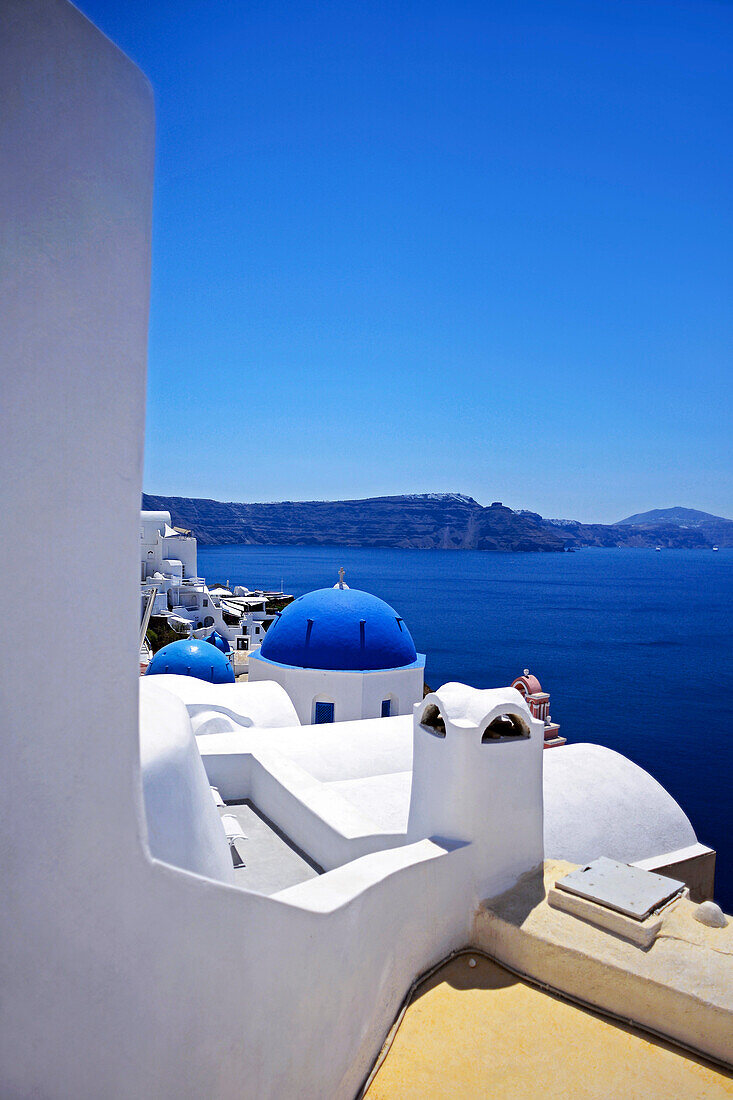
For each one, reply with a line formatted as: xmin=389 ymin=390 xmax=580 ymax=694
xmin=144 ymin=675 xmax=301 ymax=733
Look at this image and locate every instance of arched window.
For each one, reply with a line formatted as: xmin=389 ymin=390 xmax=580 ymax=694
xmin=420 ymin=703 xmax=446 ymax=737
xmin=481 ymin=712 xmax=530 ymax=742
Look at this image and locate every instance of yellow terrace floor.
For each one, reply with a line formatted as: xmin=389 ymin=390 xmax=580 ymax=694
xmin=365 ymin=954 xmax=733 ymax=1099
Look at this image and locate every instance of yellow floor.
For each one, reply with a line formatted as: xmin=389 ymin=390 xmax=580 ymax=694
xmin=366 ymin=955 xmax=733 ymax=1099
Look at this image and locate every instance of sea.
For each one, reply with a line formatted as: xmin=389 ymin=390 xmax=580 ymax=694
xmin=199 ymin=544 xmax=733 ymax=912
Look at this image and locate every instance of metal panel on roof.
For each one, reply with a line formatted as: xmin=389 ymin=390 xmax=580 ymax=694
xmin=555 ymin=857 xmax=685 ymax=920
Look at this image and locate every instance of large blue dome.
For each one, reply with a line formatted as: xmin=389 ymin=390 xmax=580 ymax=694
xmin=146 ymin=638 xmax=235 ymax=684
xmin=259 ymin=587 xmax=418 ymax=671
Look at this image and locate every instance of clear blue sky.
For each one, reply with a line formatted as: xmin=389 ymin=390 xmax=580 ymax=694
xmin=79 ymin=0 xmax=732 ymax=522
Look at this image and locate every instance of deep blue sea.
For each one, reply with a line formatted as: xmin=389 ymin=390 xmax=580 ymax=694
xmin=200 ymin=544 xmax=733 ymax=911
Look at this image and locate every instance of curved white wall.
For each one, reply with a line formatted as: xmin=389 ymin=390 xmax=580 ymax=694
xmin=147 ymin=674 xmax=301 ymax=732
xmin=139 ymin=683 xmax=233 ymax=883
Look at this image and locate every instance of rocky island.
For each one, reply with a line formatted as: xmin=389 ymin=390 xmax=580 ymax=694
xmin=141 ymin=495 xmax=733 ymax=552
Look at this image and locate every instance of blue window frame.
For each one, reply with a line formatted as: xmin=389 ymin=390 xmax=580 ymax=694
xmin=314 ymin=701 xmax=335 ymax=724
xmin=381 ymin=698 xmax=391 ymax=718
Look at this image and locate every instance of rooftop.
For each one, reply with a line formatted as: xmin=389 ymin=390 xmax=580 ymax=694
xmin=222 ymin=801 xmax=322 ymax=895
xmin=364 ymin=954 xmax=733 ymax=1098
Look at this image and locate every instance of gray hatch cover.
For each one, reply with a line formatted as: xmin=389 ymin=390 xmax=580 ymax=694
xmin=555 ymin=857 xmax=685 ymax=920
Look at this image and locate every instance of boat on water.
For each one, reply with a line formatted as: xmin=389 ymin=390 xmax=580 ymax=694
xmin=713 ymin=545 xmax=719 ymax=552
xmin=655 ymin=546 xmax=662 ymax=551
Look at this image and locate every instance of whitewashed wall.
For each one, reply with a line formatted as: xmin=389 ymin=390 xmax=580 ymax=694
xmin=249 ymin=651 xmax=424 ymax=723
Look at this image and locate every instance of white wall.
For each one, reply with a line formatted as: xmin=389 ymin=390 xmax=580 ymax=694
xmin=151 ymin=674 xmax=301 ymax=731
xmin=162 ymin=533 xmax=198 ymax=577
xmin=162 ymin=557 xmax=184 ymax=580
xmin=140 ymin=683 xmax=234 ymax=883
xmin=141 ymin=511 xmax=171 ymax=574
xmin=141 ymin=511 xmax=198 ymax=583
xmin=249 ymin=651 xmax=423 ymax=724
xmin=360 ymin=664 xmax=422 ymax=719
xmin=0 ymin=0 xmax=154 ymax=1091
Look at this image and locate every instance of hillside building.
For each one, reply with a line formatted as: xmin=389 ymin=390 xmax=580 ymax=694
xmin=140 ymin=510 xmax=277 ymax=660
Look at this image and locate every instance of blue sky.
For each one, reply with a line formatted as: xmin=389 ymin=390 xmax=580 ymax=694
xmin=79 ymin=0 xmax=732 ymax=522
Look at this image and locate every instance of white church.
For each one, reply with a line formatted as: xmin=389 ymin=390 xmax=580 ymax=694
xmin=248 ymin=571 xmax=425 ymax=724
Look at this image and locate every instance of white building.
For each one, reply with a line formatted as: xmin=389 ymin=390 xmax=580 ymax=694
xmin=140 ymin=510 xmax=198 ymax=590
xmin=248 ymin=582 xmax=425 ymax=723
xmin=140 ymin=510 xmax=272 ymax=653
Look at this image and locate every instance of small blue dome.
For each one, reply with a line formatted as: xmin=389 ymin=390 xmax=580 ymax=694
xmin=259 ymin=587 xmax=418 ymax=671
xmin=206 ymin=630 xmax=230 ymax=654
xmin=146 ymin=639 xmax=235 ymax=684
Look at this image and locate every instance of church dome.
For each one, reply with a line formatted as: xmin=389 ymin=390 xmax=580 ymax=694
xmin=206 ymin=630 xmax=231 ymax=654
xmin=146 ymin=639 xmax=235 ymax=684
xmin=259 ymin=586 xmax=418 ymax=672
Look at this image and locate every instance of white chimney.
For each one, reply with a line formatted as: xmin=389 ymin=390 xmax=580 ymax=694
xmin=407 ymin=683 xmax=545 ymax=897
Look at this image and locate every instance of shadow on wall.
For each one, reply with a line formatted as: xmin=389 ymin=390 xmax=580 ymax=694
xmin=477 ymin=865 xmax=547 ymax=927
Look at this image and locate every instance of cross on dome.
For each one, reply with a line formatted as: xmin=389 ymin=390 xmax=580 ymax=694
xmin=334 ymin=567 xmax=349 ymax=590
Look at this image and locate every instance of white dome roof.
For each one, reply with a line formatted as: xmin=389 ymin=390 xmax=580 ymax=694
xmin=543 ymin=743 xmax=697 ymax=865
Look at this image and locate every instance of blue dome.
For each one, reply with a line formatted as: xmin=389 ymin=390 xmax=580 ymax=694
xmin=259 ymin=587 xmax=418 ymax=672
xmin=206 ymin=630 xmax=230 ymax=654
xmin=146 ymin=639 xmax=235 ymax=684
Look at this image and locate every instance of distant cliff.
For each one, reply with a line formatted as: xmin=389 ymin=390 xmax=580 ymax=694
xmin=537 ymin=506 xmax=733 ymax=549
xmin=141 ymin=494 xmax=733 ymax=551
xmin=141 ymin=493 xmax=566 ymax=551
